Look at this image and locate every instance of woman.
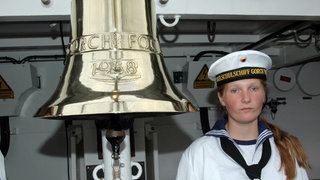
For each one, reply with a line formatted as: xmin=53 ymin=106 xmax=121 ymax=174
xmin=176 ymin=50 xmax=309 ymax=180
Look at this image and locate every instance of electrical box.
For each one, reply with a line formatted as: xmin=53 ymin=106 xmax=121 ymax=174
xmin=182 ymin=59 xmax=218 ymax=108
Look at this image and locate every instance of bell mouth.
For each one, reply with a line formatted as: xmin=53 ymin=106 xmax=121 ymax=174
xmin=36 ymin=112 xmax=187 ymax=121
xmin=35 ymin=97 xmax=194 ymax=120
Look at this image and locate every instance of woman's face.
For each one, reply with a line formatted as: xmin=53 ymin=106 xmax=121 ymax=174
xmin=218 ymin=78 xmax=266 ymax=124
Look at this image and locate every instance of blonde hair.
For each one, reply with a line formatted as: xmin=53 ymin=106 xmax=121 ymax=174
xmin=217 ymin=80 xmax=310 ymax=179
xmin=259 ymin=116 xmax=310 ymax=179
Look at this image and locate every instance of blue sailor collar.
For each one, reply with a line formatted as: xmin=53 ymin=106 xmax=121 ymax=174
xmin=205 ymin=119 xmax=273 ymax=148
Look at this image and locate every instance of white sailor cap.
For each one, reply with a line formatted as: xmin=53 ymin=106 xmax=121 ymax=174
xmin=208 ymin=50 xmax=272 ymax=86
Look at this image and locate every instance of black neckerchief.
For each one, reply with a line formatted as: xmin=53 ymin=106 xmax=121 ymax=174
xmin=220 ymin=137 xmax=271 ymax=179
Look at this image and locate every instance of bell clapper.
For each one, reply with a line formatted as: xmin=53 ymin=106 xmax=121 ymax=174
xmin=111 ymin=76 xmax=120 ymax=102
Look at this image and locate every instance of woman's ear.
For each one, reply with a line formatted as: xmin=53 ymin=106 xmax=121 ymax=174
xmin=263 ymin=93 xmax=268 ymax=104
xmin=217 ymin=92 xmax=226 ymax=106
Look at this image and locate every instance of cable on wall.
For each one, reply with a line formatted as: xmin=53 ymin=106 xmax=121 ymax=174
xmin=242 ymin=21 xmax=320 ymax=51
xmin=59 ymin=21 xmax=67 ymax=57
xmin=0 ymin=55 xmax=65 ymax=64
xmin=241 ymin=21 xmax=306 ymax=50
xmin=0 ymin=57 xmax=20 ymax=64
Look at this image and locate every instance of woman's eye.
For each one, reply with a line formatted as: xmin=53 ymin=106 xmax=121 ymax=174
xmin=230 ymin=89 xmax=238 ymax=93
xmin=250 ymin=87 xmax=258 ymax=91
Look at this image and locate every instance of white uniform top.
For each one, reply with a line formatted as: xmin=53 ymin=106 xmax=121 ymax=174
xmin=176 ymin=120 xmax=309 ymax=180
xmin=0 ymin=152 xmax=6 ymax=180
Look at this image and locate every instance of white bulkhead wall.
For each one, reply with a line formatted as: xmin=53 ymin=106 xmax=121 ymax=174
xmin=2 ymin=51 xmax=320 ymax=180
xmin=1 ymin=0 xmax=320 ymax=19
xmin=0 ymin=0 xmax=320 ymax=180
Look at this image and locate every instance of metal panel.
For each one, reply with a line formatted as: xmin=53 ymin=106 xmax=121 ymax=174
xmin=0 ymin=0 xmax=320 ymax=21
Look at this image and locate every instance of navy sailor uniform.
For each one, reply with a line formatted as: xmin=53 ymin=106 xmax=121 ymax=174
xmin=176 ymin=120 xmax=308 ymax=180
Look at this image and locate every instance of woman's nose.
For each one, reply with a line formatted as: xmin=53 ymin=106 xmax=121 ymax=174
xmin=241 ymin=91 xmax=251 ymax=103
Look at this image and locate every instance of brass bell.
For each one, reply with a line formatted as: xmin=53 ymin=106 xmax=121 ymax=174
xmin=35 ymin=0 xmax=195 ymax=120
